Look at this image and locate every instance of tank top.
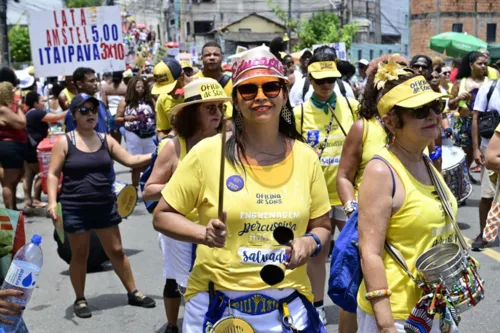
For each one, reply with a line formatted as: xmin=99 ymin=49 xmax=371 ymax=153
xmin=124 ymin=101 xmax=156 ymax=137
xmin=354 ymin=117 xmax=386 ymax=191
xmin=107 ymin=95 xmax=123 ymax=116
xmin=357 ymin=148 xmax=458 ymax=320
xmin=458 ymin=77 xmax=489 ymax=109
xmin=59 ymin=131 xmax=115 ymax=209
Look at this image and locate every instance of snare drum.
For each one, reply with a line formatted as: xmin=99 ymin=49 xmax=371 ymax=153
xmin=112 ymin=181 xmax=137 ymax=218
xmin=442 ymin=146 xmax=472 ymax=203
xmin=416 ymin=243 xmax=484 ymax=314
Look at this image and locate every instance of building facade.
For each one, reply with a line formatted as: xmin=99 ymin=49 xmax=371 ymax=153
xmin=410 ymin=0 xmax=500 ymax=56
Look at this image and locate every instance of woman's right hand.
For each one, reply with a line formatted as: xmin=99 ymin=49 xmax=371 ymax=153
xmin=0 ymin=289 xmax=25 ymax=325
xmin=47 ymin=202 xmax=57 ymax=220
xmin=204 ymin=212 xmax=227 ymax=248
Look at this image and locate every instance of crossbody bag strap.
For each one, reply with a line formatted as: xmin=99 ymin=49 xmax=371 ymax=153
xmin=317 ymin=103 xmax=337 ymax=159
xmin=423 ymin=157 xmax=470 ymax=253
xmin=327 ymin=104 xmax=347 ymax=136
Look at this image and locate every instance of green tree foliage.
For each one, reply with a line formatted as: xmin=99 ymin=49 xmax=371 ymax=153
xmin=65 ymin=0 xmax=103 ymax=8
xmin=297 ymin=11 xmax=358 ymax=50
xmin=8 ymin=26 xmax=31 ymax=63
xmin=266 ymin=0 xmax=298 ymax=32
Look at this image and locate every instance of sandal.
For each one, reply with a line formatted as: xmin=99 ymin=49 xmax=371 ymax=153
xmin=74 ymin=299 xmax=92 ymax=318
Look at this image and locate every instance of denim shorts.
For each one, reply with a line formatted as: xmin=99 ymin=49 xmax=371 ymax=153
xmin=62 ymin=202 xmax=122 ymax=233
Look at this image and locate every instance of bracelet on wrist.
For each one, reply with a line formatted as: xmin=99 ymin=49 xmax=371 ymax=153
xmin=303 ymin=233 xmax=321 ymax=257
xmin=365 ymin=288 xmax=392 ymax=300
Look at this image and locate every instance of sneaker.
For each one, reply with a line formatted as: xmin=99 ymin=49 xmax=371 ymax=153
xmin=316 ymin=305 xmax=327 ymax=325
xmin=74 ymin=299 xmax=92 ymax=318
xmin=164 ymin=326 xmax=179 ymax=333
xmin=128 ymin=291 xmax=156 ymax=308
xmin=472 ymin=234 xmax=488 ymax=251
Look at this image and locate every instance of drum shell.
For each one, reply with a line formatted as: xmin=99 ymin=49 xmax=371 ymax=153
xmin=416 ymin=243 xmax=467 ymax=287
xmin=112 ymin=181 xmax=137 ymax=218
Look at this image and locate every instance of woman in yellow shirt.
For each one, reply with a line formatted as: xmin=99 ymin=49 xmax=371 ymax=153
xmin=153 ymin=46 xmax=332 ymax=332
xmin=143 ymin=78 xmax=229 ymax=333
xmin=357 ymin=64 xmax=457 ymax=332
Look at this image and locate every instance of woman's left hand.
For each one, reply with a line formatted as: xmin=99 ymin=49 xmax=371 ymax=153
xmin=285 ymin=236 xmax=316 ymax=270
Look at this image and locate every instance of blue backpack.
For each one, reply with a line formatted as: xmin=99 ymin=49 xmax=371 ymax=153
xmin=139 ymin=135 xmax=172 ymax=213
xmin=328 ymin=157 xmax=395 ymax=313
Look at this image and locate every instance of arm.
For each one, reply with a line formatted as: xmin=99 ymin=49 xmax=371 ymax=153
xmin=106 ymin=134 xmax=151 ymax=168
xmin=42 ymin=111 xmax=68 ymax=123
xmin=0 ymin=102 xmax=26 ymax=129
xmin=446 ymin=81 xmax=461 ymax=111
xmin=58 ymin=92 xmax=69 ymax=111
xmin=143 ymin=139 xmax=177 ymax=202
xmin=47 ymin=136 xmax=68 ymax=219
xmin=485 ymin=131 xmax=500 ymax=173
xmin=114 ymin=99 xmax=128 ymax=125
xmin=358 ymin=159 xmax=398 ymax=332
xmin=337 ymin=119 xmax=364 ymax=206
xmin=101 ymin=88 xmax=108 ymax=108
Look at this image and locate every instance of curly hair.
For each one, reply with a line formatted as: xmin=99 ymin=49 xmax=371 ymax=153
xmin=359 ymin=69 xmax=416 ymax=120
xmin=125 ymin=77 xmax=154 ymax=110
xmin=0 ymin=82 xmax=14 ymax=107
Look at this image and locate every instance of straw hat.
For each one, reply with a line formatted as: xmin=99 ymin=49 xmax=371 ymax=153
xmin=169 ymin=78 xmax=231 ymax=115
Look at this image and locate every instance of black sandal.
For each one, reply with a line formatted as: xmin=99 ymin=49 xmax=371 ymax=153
xmin=74 ymin=298 xmax=92 ymax=318
xmin=127 ymin=290 xmax=156 ymax=308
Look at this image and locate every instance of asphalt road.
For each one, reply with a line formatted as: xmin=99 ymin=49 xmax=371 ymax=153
xmin=4 ymin=163 xmax=500 ymax=333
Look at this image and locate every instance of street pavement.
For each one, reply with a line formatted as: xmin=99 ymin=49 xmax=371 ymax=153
xmin=3 ymin=162 xmax=500 ymax=332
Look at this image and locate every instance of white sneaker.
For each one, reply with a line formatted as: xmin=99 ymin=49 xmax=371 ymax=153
xmin=316 ymin=306 xmax=327 ymax=325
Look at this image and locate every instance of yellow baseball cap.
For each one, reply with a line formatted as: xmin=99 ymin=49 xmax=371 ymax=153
xmin=308 ymin=61 xmax=341 ymax=79
xmin=152 ymin=58 xmax=183 ymax=95
xmin=377 ymin=75 xmax=449 ymax=116
xmin=179 ymin=60 xmax=193 ymax=69
xmin=169 ymin=78 xmax=231 ymax=115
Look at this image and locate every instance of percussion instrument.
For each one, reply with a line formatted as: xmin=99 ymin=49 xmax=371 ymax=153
xmin=112 ymin=181 xmax=137 ymax=218
xmin=442 ymin=146 xmax=472 ymax=203
xmin=416 ymin=242 xmax=484 ymax=314
xmin=260 ymin=226 xmax=294 ymax=286
xmin=209 ymin=317 xmax=255 ymax=333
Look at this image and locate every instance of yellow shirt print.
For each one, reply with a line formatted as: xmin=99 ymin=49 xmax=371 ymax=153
xmin=162 ymin=136 xmax=331 ymax=301
xmin=293 ymin=95 xmax=359 ymax=206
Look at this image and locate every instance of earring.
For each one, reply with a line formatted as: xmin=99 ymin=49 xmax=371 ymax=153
xmin=281 ymin=105 xmax=292 ymax=124
xmin=386 ymin=132 xmax=395 ymax=149
xmin=234 ymin=110 xmax=244 ymax=131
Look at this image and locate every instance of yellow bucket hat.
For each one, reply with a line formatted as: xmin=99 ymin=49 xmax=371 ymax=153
xmin=169 ymin=78 xmax=231 ymax=115
xmin=308 ymin=61 xmax=341 ymax=79
xmin=377 ymin=75 xmax=449 ymax=116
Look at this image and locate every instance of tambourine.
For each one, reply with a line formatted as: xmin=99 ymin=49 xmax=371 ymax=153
xmin=210 ymin=316 xmax=255 ymax=333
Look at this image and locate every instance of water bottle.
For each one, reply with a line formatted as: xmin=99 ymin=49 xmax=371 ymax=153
xmin=0 ymin=235 xmax=43 ymax=332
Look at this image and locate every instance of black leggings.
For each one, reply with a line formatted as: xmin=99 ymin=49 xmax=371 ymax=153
xmin=163 ymin=278 xmax=181 ymax=298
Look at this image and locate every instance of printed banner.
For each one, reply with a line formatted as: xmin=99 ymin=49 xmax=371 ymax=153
xmin=312 ymin=42 xmax=347 ymax=60
xmin=28 ymin=6 xmax=126 ymax=77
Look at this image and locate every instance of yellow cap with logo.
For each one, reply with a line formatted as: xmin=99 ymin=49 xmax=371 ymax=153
xmin=169 ymin=78 xmax=231 ymax=115
xmin=308 ymin=61 xmax=341 ymax=79
xmin=152 ymin=58 xmax=183 ymax=95
xmin=377 ymin=75 xmax=449 ymax=116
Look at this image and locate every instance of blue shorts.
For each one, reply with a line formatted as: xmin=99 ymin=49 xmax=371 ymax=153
xmin=62 ymin=202 xmax=122 ymax=233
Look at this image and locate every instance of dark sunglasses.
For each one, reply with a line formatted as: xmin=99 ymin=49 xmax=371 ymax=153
xmin=237 ymin=82 xmax=283 ymax=101
xmin=412 ymin=64 xmax=429 ymax=70
xmin=402 ymin=100 xmax=446 ymax=119
xmin=313 ymin=77 xmax=336 ymax=85
xmin=78 ymin=106 xmax=98 ymax=115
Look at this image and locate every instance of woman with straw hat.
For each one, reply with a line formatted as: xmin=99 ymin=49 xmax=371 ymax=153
xmin=356 ymin=62 xmax=459 ymax=332
xmin=153 ymin=45 xmax=332 ymax=332
xmin=143 ymin=77 xmax=229 ymax=333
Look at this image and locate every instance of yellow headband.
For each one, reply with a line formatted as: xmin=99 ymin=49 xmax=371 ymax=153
xmin=308 ymin=61 xmax=341 ymax=79
xmin=377 ymin=76 xmax=448 ymax=116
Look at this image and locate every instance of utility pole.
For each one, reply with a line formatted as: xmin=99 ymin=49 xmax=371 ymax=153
xmin=287 ymin=0 xmax=291 ymax=52
xmin=0 ymin=0 xmax=9 ymax=65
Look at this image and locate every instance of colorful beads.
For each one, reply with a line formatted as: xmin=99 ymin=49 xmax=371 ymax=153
xmin=365 ymin=289 xmax=392 ymax=300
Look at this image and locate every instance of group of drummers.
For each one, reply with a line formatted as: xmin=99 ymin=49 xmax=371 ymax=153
xmin=33 ymin=43 xmax=497 ymax=333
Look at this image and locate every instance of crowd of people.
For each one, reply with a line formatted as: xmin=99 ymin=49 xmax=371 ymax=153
xmin=0 ymin=36 xmax=498 ymax=333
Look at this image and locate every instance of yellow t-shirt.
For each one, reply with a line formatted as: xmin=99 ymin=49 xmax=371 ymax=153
xmin=488 ymin=66 xmax=499 ymax=80
xmin=156 ymin=94 xmax=184 ymax=132
xmin=354 ymin=117 xmax=387 ymax=191
xmin=162 ymin=136 xmax=331 ymax=301
xmin=193 ymin=71 xmax=233 ymax=118
xmin=293 ymin=96 xmax=359 ymax=206
xmin=357 ymin=147 xmax=458 ymax=320
xmin=62 ymin=88 xmax=75 ymax=103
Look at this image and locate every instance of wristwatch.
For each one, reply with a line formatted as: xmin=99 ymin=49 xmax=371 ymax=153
xmin=343 ymin=200 xmax=358 ymax=216
xmin=304 ymin=233 xmax=321 ymax=257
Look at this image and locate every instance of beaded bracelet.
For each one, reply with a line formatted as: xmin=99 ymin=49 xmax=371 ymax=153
xmin=365 ymin=289 xmax=392 ymax=300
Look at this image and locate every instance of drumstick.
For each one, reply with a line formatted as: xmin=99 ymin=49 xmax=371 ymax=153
xmin=218 ymin=119 xmax=226 ymax=219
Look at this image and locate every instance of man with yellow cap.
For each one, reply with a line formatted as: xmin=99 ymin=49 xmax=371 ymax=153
xmin=293 ymin=45 xmax=359 ymax=326
xmin=153 ymin=56 xmax=186 ymax=139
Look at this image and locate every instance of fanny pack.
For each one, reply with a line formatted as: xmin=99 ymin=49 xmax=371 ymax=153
xmin=135 ymin=129 xmax=155 ymax=139
xmin=203 ymin=283 xmax=326 ymax=333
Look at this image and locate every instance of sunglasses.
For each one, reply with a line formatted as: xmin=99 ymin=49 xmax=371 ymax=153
xmin=313 ymin=77 xmax=337 ymax=85
xmin=402 ymin=101 xmax=446 ymax=119
xmin=237 ymin=82 xmax=283 ymax=101
xmin=78 ymin=106 xmax=98 ymax=115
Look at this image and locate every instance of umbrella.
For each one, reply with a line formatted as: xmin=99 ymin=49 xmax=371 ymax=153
xmin=430 ymin=32 xmax=487 ymax=58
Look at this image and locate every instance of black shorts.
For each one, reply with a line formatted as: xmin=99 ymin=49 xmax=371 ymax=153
xmin=62 ymin=202 xmax=122 ymax=233
xmin=0 ymin=140 xmax=29 ymax=169
xmin=25 ymin=144 xmax=38 ymax=164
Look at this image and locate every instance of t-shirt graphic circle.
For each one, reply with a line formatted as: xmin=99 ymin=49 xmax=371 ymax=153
xmin=226 ymin=175 xmax=244 ymax=192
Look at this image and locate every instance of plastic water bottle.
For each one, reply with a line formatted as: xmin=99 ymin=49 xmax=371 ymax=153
xmin=0 ymin=235 xmax=43 ymax=332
